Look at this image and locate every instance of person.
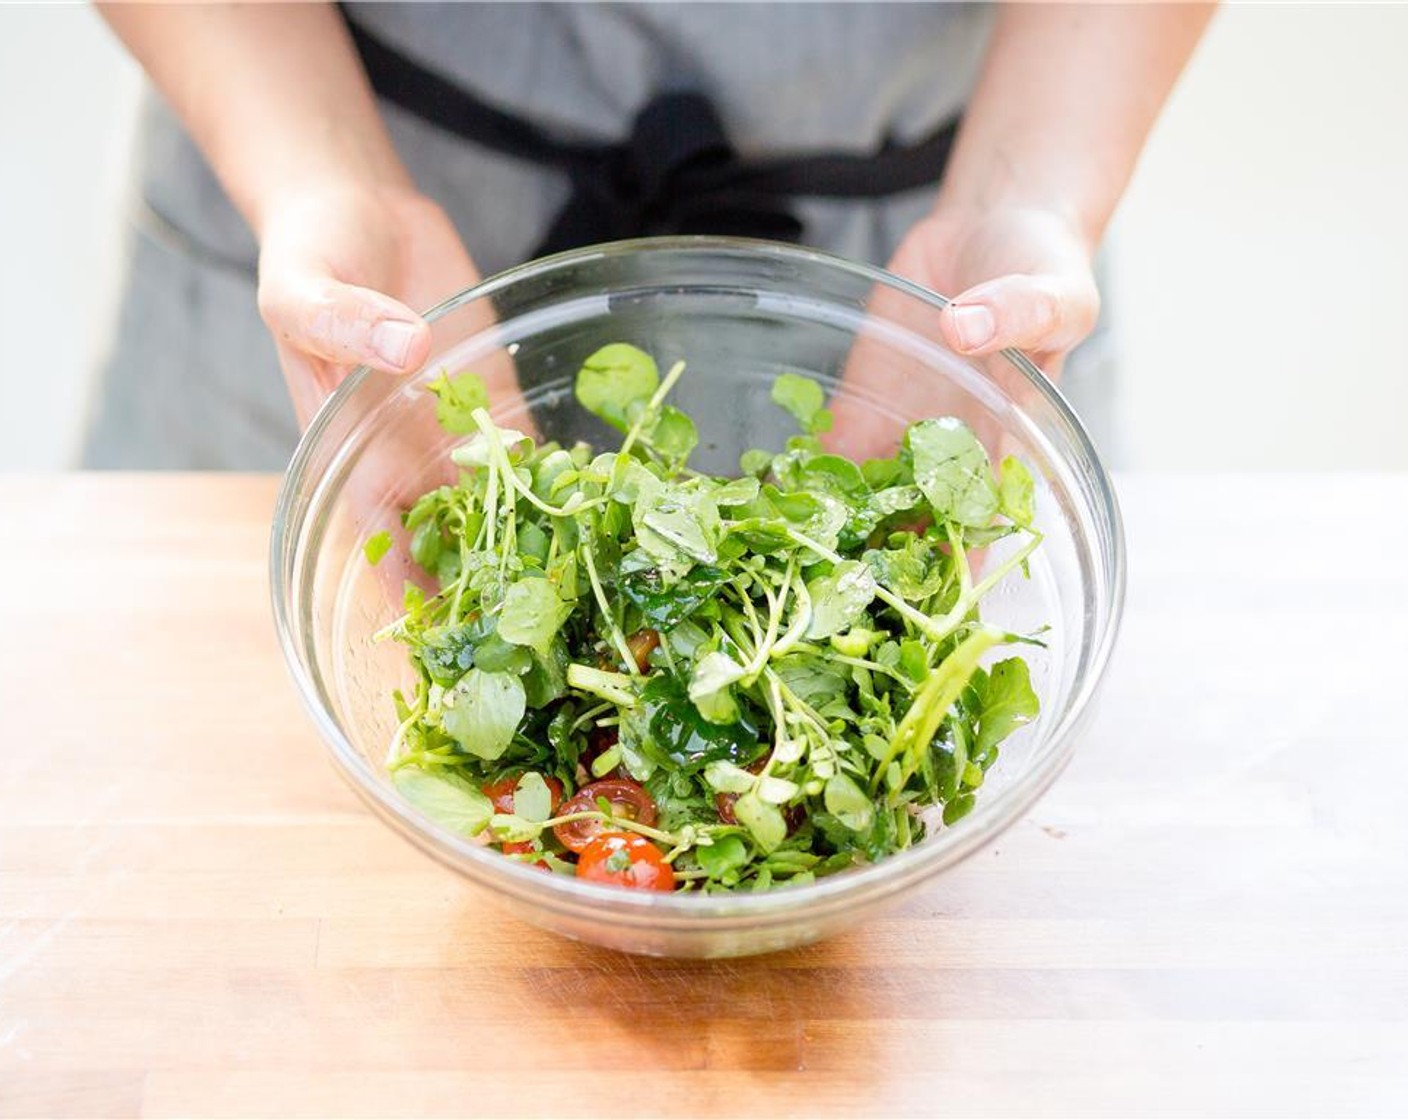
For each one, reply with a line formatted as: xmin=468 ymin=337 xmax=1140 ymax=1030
xmin=84 ymin=2 xmax=1212 ymax=469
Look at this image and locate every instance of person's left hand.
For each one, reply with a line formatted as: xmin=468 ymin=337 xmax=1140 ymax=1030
xmin=824 ymin=204 xmax=1100 ymax=464
xmin=885 ymin=203 xmax=1100 ymax=379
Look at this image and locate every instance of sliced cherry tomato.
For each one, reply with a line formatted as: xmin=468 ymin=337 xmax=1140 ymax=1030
xmin=501 ymin=840 xmax=551 ymax=871
xmin=482 ymin=773 xmax=563 ymax=816
xmin=576 ymin=832 xmax=676 ymax=891
xmin=627 ymin=629 xmax=661 ymax=673
xmin=553 ymin=777 xmax=658 ymax=854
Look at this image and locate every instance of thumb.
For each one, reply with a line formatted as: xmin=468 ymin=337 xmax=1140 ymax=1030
xmin=939 ymin=272 xmax=1100 ymax=360
xmin=257 ymin=269 xmax=432 ymax=374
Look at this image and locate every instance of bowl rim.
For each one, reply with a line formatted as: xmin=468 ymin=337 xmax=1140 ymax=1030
xmin=271 ymin=235 xmax=1126 ymax=923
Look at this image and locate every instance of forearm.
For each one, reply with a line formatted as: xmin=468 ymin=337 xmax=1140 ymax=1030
xmin=939 ymin=2 xmax=1215 ymax=249
xmin=98 ymin=2 xmax=408 ymax=236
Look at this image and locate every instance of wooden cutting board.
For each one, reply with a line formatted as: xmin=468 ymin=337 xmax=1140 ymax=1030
xmin=2 ymin=474 xmax=1406 ymax=1118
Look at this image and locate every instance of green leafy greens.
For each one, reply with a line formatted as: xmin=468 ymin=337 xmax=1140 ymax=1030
xmin=369 ymin=343 xmax=1044 ymax=893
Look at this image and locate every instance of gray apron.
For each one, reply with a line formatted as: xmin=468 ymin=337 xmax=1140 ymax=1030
xmin=83 ymin=2 xmax=1116 ymax=470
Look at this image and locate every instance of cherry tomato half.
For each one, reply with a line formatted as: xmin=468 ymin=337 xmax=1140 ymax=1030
xmin=483 ymin=774 xmax=564 ymax=816
xmin=576 ymin=832 xmax=676 ymax=891
xmin=553 ymin=777 xmax=658 ymax=853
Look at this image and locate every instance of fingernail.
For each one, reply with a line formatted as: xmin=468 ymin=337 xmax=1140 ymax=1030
xmin=370 ymin=320 xmax=419 ymax=370
xmin=950 ymin=304 xmax=995 ymax=352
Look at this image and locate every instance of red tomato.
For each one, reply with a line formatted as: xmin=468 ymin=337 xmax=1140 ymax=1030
xmin=501 ymin=840 xmax=551 ymax=871
xmin=576 ymin=832 xmax=676 ymax=891
xmin=553 ymin=778 xmax=658 ymax=854
xmin=482 ymin=774 xmax=563 ymax=816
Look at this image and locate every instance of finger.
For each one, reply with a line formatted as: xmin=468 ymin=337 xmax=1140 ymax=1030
xmin=939 ymin=272 xmax=1100 ymax=359
xmin=258 ymin=270 xmax=432 ymax=373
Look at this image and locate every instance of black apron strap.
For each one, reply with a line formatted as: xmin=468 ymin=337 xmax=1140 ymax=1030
xmin=343 ymin=13 xmax=959 ymax=257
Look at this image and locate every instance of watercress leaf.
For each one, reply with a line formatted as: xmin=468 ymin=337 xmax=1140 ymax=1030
xmin=531 ymin=448 xmax=576 ymax=502
xmin=522 ymin=636 xmax=570 ymax=708
xmin=740 ymin=448 xmax=773 ymax=477
xmin=643 ymin=405 xmax=698 ymax=463
xmin=575 ymin=343 xmax=659 ymax=432
xmin=393 ymin=769 xmax=493 ymax=837
xmin=512 ymin=772 xmax=553 ymax=823
xmin=620 ymin=565 xmax=730 ymax=630
xmin=517 ymin=522 xmax=551 ymax=564
xmin=441 ymin=669 xmax=526 ymax=760
xmin=771 ymin=373 xmax=831 ymax=435
xmin=805 ymin=560 xmax=878 ymax=639
xmin=712 ymin=476 xmax=761 ymax=507
xmin=724 ymin=518 xmax=795 ymax=555
xmin=635 ymin=484 xmax=720 ymax=568
xmin=801 ymin=453 xmax=868 ymax=498
xmin=943 ymin=794 xmax=976 ymax=826
xmin=426 ymin=370 xmax=489 ymax=435
xmin=409 ymin=519 xmax=444 ymax=572
xmin=402 ymin=489 xmax=443 ymax=531
xmin=757 ymin=775 xmax=800 ymax=805
xmin=907 ymin=417 xmax=999 ymax=529
xmin=823 ymin=772 xmax=875 ymax=832
xmin=732 ymin=792 xmax=787 ymax=854
xmin=764 ymin=486 xmax=848 ymax=554
xmin=607 ymin=457 xmax=662 ymax=506
xmin=898 ymin=638 xmax=929 ymax=683
xmin=703 ymin=760 xmax=757 ymax=794
xmin=864 ymin=537 xmax=948 ymax=602
xmin=869 ymin=485 xmax=926 ymax=519
xmin=616 ymin=708 xmax=664 ymax=782
xmin=363 ymin=530 xmax=393 ymax=566
xmin=471 ymin=631 xmax=533 ymax=675
xmin=417 ymin=620 xmax=486 ymax=686
xmin=972 ymin=656 xmax=1040 ymax=757
xmin=688 ymin=651 xmax=747 ymax=725
xmin=862 ymin=456 xmax=909 ymax=490
xmin=642 ymin=674 xmax=762 ymax=771
xmin=772 ymin=655 xmax=848 ymax=709
xmin=497 ymin=577 xmax=572 ymax=656
xmin=998 ymin=455 xmax=1036 ymax=528
xmin=696 ymin=834 xmax=749 ymax=877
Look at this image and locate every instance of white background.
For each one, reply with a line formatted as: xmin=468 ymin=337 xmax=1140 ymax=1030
xmin=2 ymin=4 xmax=1406 ymax=471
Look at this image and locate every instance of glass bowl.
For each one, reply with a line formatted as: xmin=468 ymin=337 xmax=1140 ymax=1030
xmin=271 ymin=237 xmax=1125 ymax=958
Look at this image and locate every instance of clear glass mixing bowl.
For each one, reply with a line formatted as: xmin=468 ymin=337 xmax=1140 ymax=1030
xmin=271 ymin=238 xmax=1125 ymax=958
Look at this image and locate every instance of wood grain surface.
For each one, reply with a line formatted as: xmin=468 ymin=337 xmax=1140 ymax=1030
xmin=2 ymin=474 xmax=1406 ymax=1119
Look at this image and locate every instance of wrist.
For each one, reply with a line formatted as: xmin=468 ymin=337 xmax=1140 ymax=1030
xmin=931 ymin=182 xmax=1101 ymax=262
xmin=250 ymin=171 xmax=424 ymax=248
xmin=243 ymin=148 xmax=413 ymax=242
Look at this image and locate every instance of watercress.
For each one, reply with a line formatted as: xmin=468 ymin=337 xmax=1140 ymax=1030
xmin=373 ymin=343 xmax=1044 ymax=893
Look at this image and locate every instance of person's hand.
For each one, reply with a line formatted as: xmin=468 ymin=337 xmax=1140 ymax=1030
xmin=257 ymin=180 xmax=510 ymax=607
xmin=885 ymin=203 xmax=1099 ymax=379
xmin=824 ymin=204 xmax=1100 ymax=465
xmin=256 ymin=180 xmax=481 ymax=426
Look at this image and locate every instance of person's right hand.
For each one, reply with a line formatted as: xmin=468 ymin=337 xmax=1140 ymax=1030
xmin=256 ymin=180 xmax=481 ymax=427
